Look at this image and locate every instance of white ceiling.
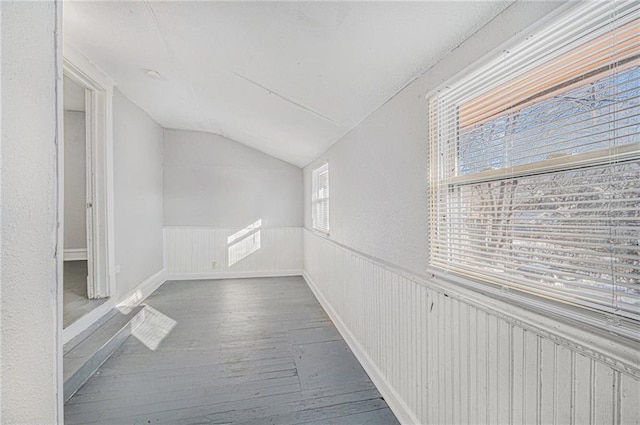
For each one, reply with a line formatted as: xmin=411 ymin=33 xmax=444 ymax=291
xmin=64 ymin=1 xmax=512 ymax=167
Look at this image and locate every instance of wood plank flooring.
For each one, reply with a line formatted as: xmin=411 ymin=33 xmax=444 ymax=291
xmin=65 ymin=276 xmax=399 ymax=425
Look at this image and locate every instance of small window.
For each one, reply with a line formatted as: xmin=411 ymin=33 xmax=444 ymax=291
xmin=312 ymin=163 xmax=330 ymax=233
xmin=428 ymin=2 xmax=640 ymax=322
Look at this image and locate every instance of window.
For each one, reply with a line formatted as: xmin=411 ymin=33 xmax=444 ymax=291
xmin=312 ymin=163 xmax=330 ymax=233
xmin=428 ymin=2 xmax=639 ymax=322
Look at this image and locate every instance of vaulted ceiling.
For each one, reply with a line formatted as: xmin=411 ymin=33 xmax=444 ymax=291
xmin=64 ymin=1 xmax=512 ymax=167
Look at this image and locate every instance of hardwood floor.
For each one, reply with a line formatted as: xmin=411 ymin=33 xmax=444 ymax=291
xmin=65 ymin=276 xmax=399 ymax=424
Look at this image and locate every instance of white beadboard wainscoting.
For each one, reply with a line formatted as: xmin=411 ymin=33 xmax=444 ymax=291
xmin=164 ymin=226 xmax=302 ymax=280
xmin=303 ymin=229 xmax=640 ymax=425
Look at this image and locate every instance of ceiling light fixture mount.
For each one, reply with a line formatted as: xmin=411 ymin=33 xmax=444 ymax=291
xmin=145 ymin=69 xmax=161 ymax=80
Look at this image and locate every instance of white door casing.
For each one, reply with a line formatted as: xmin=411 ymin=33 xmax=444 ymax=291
xmin=63 ymin=44 xmax=115 ymax=300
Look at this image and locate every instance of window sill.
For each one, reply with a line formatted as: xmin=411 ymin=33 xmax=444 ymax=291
xmin=311 ymin=227 xmax=330 ymax=237
xmin=428 ymin=267 xmax=640 ymax=378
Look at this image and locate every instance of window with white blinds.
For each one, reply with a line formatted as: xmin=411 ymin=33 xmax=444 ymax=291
xmin=428 ymin=1 xmax=640 ymax=321
xmin=312 ymin=163 xmax=329 ymax=233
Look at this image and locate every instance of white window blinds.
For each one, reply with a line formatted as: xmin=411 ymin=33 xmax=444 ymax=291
xmin=312 ymin=163 xmax=329 ymax=233
xmin=428 ymin=1 xmax=640 ymax=321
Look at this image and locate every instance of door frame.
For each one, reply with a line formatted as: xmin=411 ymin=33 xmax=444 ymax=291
xmin=62 ymin=45 xmax=115 ymax=302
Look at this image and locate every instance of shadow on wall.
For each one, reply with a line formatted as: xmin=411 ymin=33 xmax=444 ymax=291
xmin=228 ymin=219 xmax=262 ymax=267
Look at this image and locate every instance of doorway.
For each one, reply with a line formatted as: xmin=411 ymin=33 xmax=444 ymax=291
xmin=62 ymin=74 xmax=106 ymax=328
xmin=61 ymin=52 xmax=116 ymax=339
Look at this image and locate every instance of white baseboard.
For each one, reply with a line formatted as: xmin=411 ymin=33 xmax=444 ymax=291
xmin=167 ymin=269 xmax=302 ymax=281
xmin=63 ymin=300 xmax=115 ymax=344
xmin=64 ymin=248 xmax=87 ymax=261
xmin=65 ymin=268 xmax=293 ymax=344
xmin=303 ymin=270 xmax=418 ymax=425
xmin=63 ymin=268 xmax=168 ymax=344
xmin=116 ymin=268 xmax=168 ymax=314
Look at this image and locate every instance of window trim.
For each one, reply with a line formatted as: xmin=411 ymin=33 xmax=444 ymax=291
xmin=449 ymin=143 xmax=640 ymax=186
xmin=427 ymin=2 xmax=640 ymax=338
xmin=430 ymin=268 xmax=640 ymax=343
xmin=311 ymin=162 xmax=330 ymax=235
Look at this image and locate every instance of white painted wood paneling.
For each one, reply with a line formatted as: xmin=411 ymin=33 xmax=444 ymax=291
xmin=303 ymin=229 xmax=640 ymax=425
xmin=165 ymin=227 xmax=302 ymax=279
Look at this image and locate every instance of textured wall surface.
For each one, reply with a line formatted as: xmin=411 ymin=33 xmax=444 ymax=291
xmin=164 ymin=129 xmax=302 ymax=228
xmin=113 ymin=90 xmax=164 ymax=299
xmin=0 ymin=1 xmax=61 ymax=423
xmin=302 ymin=90 xmax=429 ymax=275
xmin=64 ymin=111 xmax=87 ymax=250
xmin=304 ymin=230 xmax=640 ymax=425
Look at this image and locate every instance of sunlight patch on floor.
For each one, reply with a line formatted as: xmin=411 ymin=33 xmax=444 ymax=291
xmin=131 ymin=306 xmax=177 ymax=351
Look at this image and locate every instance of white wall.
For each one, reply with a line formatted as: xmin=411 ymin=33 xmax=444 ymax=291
xmin=303 ymin=1 xmax=640 ymax=423
xmin=63 ymin=75 xmax=85 ymax=112
xmin=303 ymin=89 xmax=429 ymax=274
xmin=113 ymin=90 xmax=164 ymax=298
xmin=164 ymin=129 xmax=302 ymax=228
xmin=0 ymin=1 xmax=61 ymax=423
xmin=64 ymin=111 xmax=87 ymax=251
xmin=163 ymin=129 xmax=303 ymax=279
